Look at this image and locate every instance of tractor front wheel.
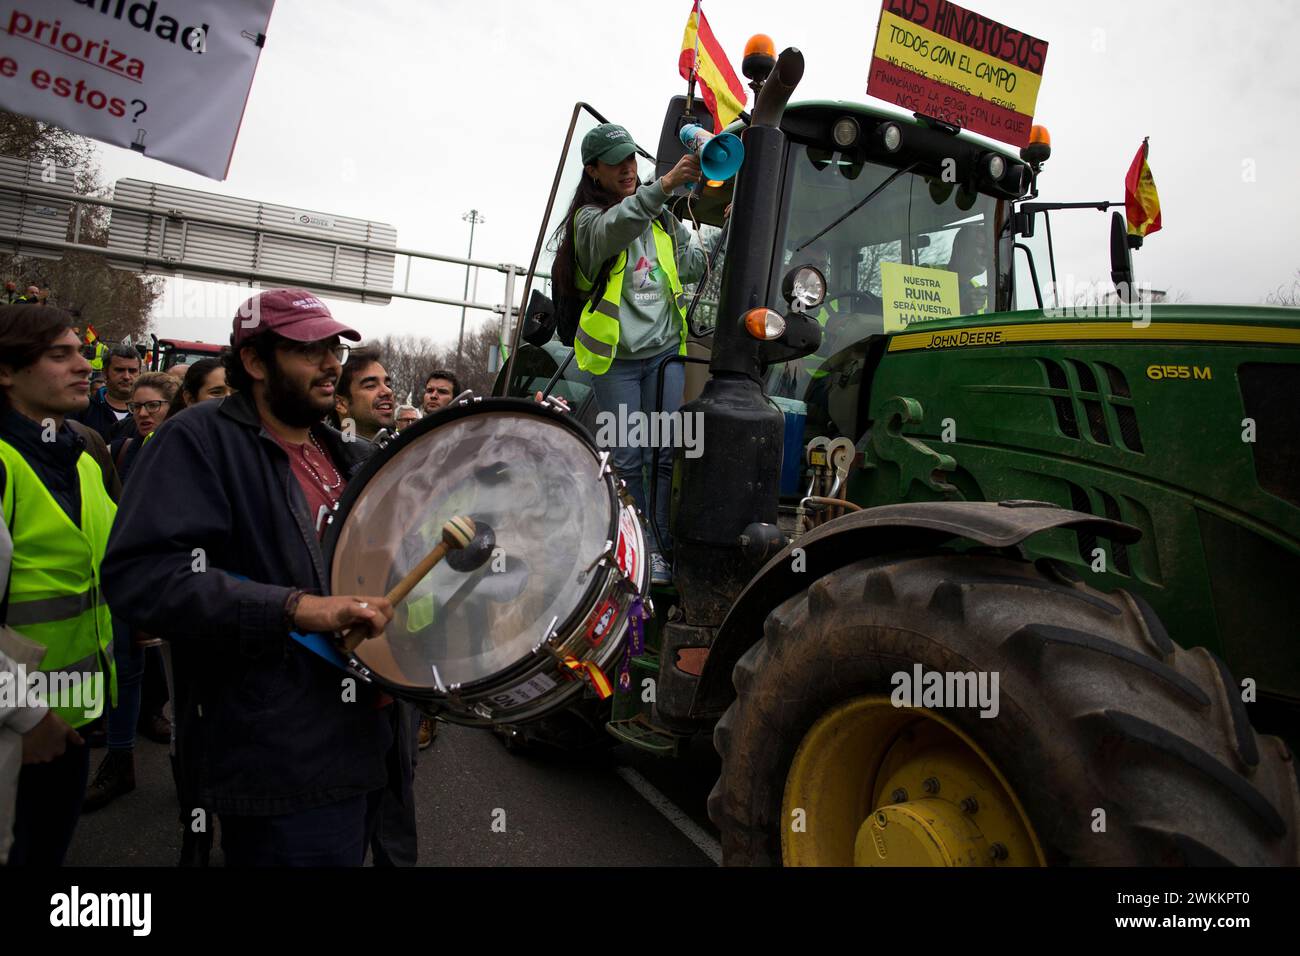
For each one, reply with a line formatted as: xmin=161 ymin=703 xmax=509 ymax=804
xmin=708 ymin=553 xmax=1300 ymax=866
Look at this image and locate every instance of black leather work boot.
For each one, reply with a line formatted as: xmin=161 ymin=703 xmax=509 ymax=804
xmin=82 ymin=749 xmax=136 ymax=812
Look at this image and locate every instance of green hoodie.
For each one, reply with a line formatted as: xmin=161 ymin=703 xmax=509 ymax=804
xmin=575 ymin=181 xmax=707 ymax=360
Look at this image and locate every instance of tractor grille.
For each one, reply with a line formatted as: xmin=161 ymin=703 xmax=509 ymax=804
xmin=1067 ymin=481 xmax=1097 ymax=562
xmin=1042 ymin=359 xmax=1079 ymax=439
xmin=1041 ymin=358 xmax=1142 ymax=452
xmin=1101 ymin=362 xmax=1132 ymax=398
xmin=1066 ymin=480 xmax=1131 ymax=576
xmin=1115 ymin=405 xmax=1145 ymax=453
xmin=1098 ymin=489 xmax=1132 ymax=575
xmin=1239 ymin=363 xmax=1300 ymax=508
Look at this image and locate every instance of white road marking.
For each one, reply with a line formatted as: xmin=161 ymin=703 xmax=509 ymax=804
xmin=614 ymin=765 xmax=722 ymax=866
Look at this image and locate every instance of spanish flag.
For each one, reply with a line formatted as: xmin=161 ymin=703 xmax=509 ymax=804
xmin=83 ymin=323 xmax=98 ymax=344
xmin=679 ymin=1 xmax=747 ymax=133
xmin=1125 ymin=138 xmax=1162 ymax=243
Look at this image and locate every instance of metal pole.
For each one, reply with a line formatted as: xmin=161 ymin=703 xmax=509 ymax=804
xmin=457 ymin=209 xmax=485 ymax=365
xmin=494 ymin=263 xmax=517 ymax=374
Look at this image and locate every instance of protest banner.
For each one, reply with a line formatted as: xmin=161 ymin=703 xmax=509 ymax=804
xmin=867 ymin=0 xmax=1048 ymax=148
xmin=0 ymin=0 xmax=276 ymax=180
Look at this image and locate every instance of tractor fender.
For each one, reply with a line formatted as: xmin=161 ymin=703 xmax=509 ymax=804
xmin=690 ymin=499 xmax=1139 ymax=719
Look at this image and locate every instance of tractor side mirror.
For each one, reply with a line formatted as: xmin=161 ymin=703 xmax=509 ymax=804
xmin=1109 ymin=210 xmax=1134 ymax=303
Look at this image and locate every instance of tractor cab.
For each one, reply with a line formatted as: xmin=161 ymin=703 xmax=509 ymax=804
xmin=150 ymin=336 xmax=225 ymax=372
xmin=749 ymin=106 xmax=1011 ymax=447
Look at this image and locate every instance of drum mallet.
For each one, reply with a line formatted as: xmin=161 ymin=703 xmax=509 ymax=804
xmin=447 ymin=521 xmax=496 ymax=572
xmin=339 ymin=515 xmax=475 ymax=653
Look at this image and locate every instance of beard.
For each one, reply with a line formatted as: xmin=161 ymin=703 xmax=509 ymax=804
xmin=265 ymin=367 xmax=334 ymax=428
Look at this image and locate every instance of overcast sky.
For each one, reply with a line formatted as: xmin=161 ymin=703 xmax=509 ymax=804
xmin=89 ymin=0 xmax=1300 ymax=349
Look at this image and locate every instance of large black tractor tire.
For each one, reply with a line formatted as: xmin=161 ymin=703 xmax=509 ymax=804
xmin=708 ymin=552 xmax=1300 ymax=866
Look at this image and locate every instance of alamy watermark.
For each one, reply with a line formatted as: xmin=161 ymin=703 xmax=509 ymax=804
xmin=594 ymin=406 xmax=704 ymax=460
xmin=0 ymin=665 xmax=104 ymax=720
xmin=891 ymin=664 xmax=1000 ymax=718
xmin=49 ymin=886 xmax=151 ymax=936
xmin=153 ymin=274 xmax=263 ymax=329
xmin=1041 ymin=276 xmax=1160 ymax=327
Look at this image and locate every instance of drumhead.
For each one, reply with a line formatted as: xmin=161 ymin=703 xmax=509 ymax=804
xmin=324 ymin=399 xmax=617 ymax=694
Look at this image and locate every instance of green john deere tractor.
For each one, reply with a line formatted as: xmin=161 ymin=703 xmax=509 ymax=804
xmin=497 ymin=45 xmax=1300 ymax=866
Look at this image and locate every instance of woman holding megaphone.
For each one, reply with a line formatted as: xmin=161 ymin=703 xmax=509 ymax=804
xmin=552 ymin=123 xmax=707 ymax=586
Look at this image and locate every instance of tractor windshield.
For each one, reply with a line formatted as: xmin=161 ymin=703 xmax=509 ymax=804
xmin=766 ymin=143 xmax=1004 ymax=440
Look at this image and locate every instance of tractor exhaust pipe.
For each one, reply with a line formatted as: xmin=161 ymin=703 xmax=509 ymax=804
xmin=752 ymin=47 xmax=804 ymax=128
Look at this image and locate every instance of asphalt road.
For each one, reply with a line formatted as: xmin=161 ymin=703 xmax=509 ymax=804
xmin=65 ymin=720 xmax=723 ymax=867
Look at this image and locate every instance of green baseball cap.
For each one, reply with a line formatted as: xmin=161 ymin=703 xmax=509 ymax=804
xmin=582 ymin=124 xmax=637 ymax=166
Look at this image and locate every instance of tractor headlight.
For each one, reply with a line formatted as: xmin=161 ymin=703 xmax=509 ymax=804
xmin=879 ymin=122 xmax=903 ymax=153
xmin=782 ymin=264 xmax=827 ymax=313
xmin=985 ymin=153 xmax=1007 ymax=181
xmin=832 ymin=117 xmax=860 ymax=148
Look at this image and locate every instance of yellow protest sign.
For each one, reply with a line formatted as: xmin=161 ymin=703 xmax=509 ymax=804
xmin=881 ymin=262 xmax=961 ymax=333
xmin=866 ymin=0 xmax=1049 ymax=148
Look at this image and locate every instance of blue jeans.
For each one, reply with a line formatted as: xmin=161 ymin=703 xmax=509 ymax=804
xmin=590 ymin=345 xmax=684 ymax=554
xmin=107 ymin=618 xmax=143 ymax=751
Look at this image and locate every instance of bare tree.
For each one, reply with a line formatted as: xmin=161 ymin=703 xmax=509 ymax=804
xmin=1266 ymin=270 xmax=1300 ymax=307
xmin=370 ymin=333 xmax=445 ymax=405
xmin=456 ymin=321 xmax=505 ymax=397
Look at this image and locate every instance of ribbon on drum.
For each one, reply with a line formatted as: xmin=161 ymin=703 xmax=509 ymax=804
xmin=561 ymin=655 xmax=614 ymax=700
xmin=617 ymin=597 xmax=650 ymax=692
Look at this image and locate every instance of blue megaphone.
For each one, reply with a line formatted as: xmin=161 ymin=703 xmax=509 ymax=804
xmin=679 ymin=123 xmax=745 ymax=184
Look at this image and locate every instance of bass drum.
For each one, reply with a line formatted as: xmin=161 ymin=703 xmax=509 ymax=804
xmin=323 ymin=398 xmax=648 ymax=727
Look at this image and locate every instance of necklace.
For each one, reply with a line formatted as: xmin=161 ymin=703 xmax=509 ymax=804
xmin=302 ymin=432 xmax=343 ymax=494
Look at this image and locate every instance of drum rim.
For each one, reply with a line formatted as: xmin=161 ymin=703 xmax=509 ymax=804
xmin=322 ymin=395 xmax=622 ymax=696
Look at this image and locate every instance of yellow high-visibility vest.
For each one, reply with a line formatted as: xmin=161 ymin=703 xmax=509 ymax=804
xmin=573 ymin=216 xmax=687 ymax=375
xmin=802 ymin=300 xmax=845 ymax=381
xmin=1 ymin=439 xmax=117 ymax=727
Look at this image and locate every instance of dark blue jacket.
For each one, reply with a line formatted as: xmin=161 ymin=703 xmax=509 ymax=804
xmin=101 ymin=390 xmax=390 ymax=816
xmin=73 ymin=390 xmax=137 ymax=445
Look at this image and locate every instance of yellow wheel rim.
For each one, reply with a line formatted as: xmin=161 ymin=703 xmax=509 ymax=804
xmin=781 ymin=696 xmax=1045 ymax=867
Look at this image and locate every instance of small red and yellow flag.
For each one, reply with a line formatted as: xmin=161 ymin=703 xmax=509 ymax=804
xmin=679 ymin=1 xmax=747 ymax=132
xmin=83 ymin=323 xmax=98 ymax=344
xmin=1125 ymin=138 xmax=1162 ymax=241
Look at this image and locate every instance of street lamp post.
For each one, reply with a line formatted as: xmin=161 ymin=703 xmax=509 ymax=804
xmin=457 ymin=209 xmax=486 ymax=365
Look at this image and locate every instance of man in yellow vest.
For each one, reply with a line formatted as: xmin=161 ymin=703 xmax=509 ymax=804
xmin=946 ymin=224 xmax=990 ymax=316
xmin=0 ymin=304 xmax=116 ymax=866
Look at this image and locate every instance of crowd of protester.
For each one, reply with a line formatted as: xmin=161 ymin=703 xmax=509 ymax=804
xmin=0 ymin=289 xmax=468 ymax=867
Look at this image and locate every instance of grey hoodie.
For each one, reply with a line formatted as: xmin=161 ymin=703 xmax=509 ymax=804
xmin=575 ymin=181 xmax=707 ymax=360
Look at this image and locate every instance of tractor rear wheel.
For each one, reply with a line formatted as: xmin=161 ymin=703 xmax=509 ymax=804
xmin=708 ymin=552 xmax=1300 ymax=866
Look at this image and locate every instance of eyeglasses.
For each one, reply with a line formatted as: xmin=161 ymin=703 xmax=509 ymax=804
xmin=127 ymin=400 xmax=167 ymax=414
xmin=282 ymin=339 xmax=350 ymax=365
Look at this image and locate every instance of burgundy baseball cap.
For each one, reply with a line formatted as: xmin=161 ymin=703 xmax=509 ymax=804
xmin=231 ymin=288 xmax=361 ymax=347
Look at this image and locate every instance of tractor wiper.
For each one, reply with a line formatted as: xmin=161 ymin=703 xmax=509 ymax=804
xmin=795 ymin=161 xmax=918 ymax=253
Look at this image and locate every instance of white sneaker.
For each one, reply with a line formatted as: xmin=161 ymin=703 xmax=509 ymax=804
xmin=650 ymin=552 xmax=671 ymax=586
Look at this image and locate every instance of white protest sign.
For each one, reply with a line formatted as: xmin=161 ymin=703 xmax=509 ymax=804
xmin=0 ymin=0 xmax=275 ymax=180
